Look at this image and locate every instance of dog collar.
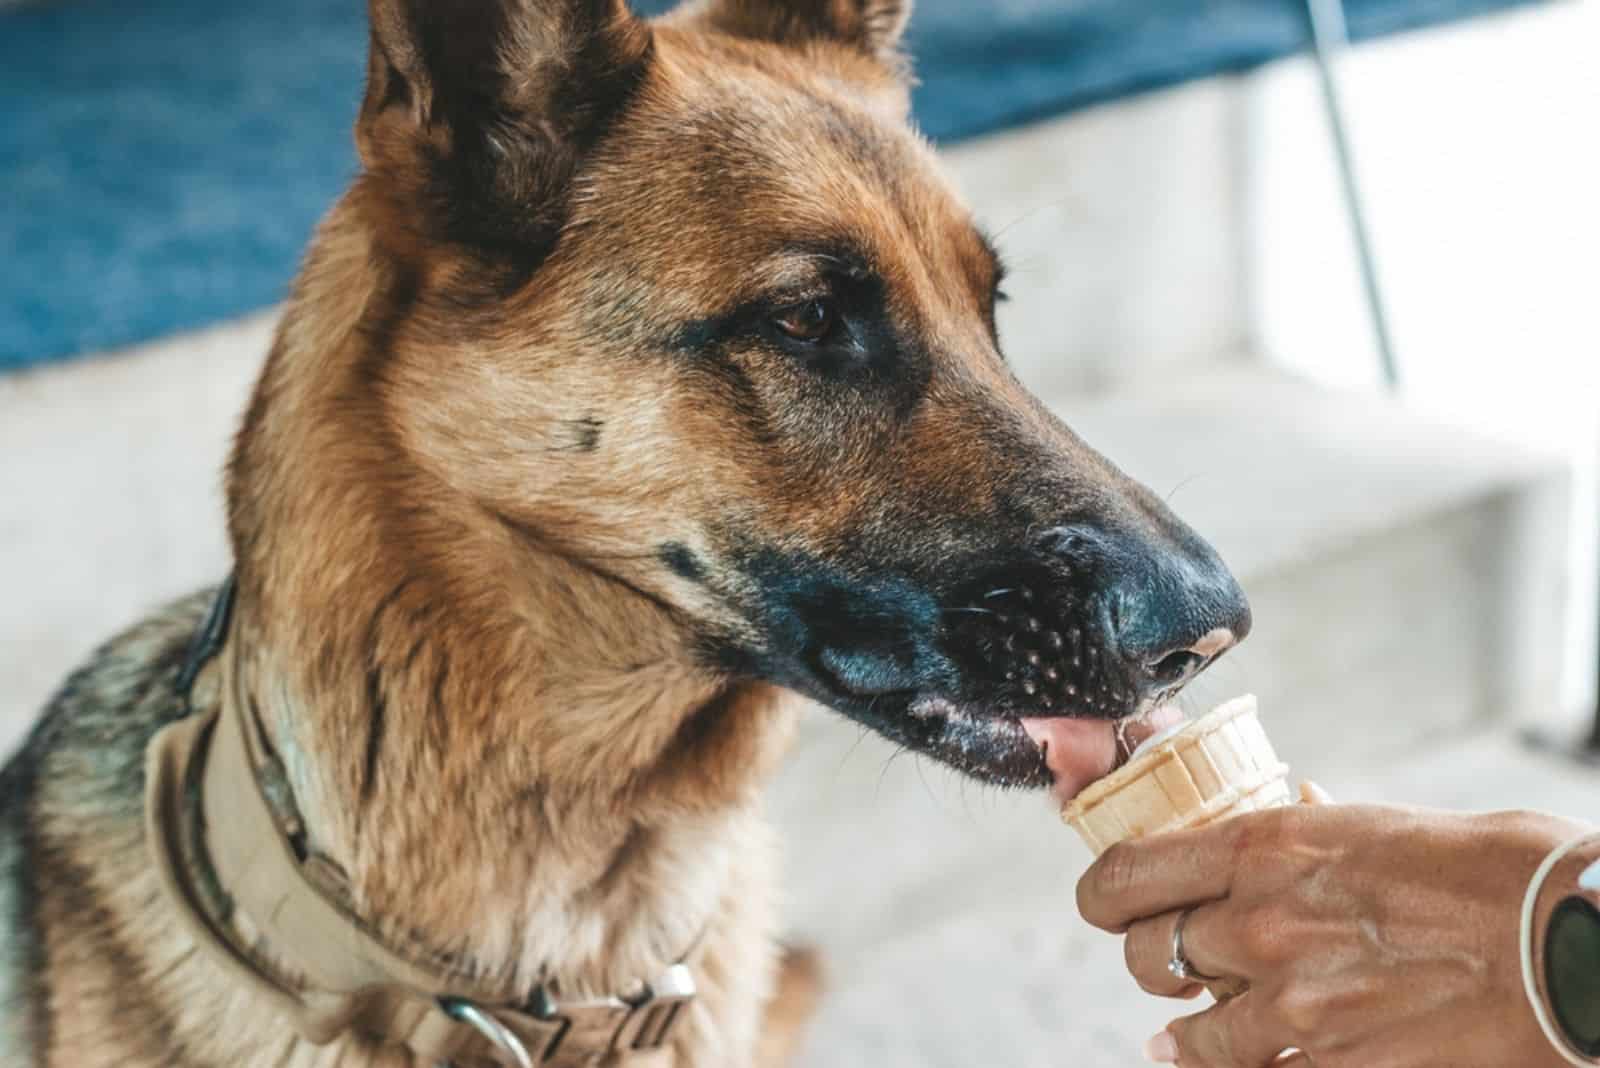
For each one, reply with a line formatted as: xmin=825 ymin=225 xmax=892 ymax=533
xmin=144 ymin=578 xmax=697 ymax=1067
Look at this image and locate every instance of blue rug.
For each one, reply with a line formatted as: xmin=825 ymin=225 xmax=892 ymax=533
xmin=0 ymin=0 xmax=1541 ymax=370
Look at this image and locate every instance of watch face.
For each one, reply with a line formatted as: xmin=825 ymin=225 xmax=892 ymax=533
xmin=1546 ymin=896 xmax=1600 ymax=1056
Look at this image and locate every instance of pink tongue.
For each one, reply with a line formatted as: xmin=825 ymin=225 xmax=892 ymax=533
xmin=1019 ymin=717 xmax=1117 ymax=803
xmin=1020 ymin=705 xmax=1188 ymax=803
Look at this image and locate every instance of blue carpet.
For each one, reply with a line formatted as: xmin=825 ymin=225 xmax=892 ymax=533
xmin=0 ymin=0 xmax=1542 ymax=371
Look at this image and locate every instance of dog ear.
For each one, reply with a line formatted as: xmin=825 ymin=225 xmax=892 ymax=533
xmin=688 ymin=0 xmax=911 ymax=66
xmin=357 ymin=0 xmax=652 ymax=258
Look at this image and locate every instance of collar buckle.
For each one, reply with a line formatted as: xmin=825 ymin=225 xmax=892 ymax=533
xmin=439 ymin=999 xmax=536 ymax=1068
xmin=610 ymin=963 xmax=697 ymax=1054
xmin=439 ymin=963 xmax=697 ymax=1067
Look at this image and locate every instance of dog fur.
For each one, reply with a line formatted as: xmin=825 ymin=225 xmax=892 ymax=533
xmin=1 ymin=1 xmax=1247 ymax=1064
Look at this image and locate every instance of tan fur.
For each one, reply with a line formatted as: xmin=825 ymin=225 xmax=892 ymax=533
xmin=755 ymin=947 xmax=826 ymax=1066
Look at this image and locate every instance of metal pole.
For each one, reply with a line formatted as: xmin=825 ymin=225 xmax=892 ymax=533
xmin=1588 ymin=629 xmax=1600 ymax=750
xmin=1567 ymin=495 xmax=1600 ymax=754
xmin=1590 ymin=518 xmax=1600 ymax=750
xmin=1526 ymin=454 xmax=1600 ymax=762
xmin=1304 ymin=0 xmax=1402 ymax=391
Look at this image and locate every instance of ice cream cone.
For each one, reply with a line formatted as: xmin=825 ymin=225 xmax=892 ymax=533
xmin=1062 ymin=695 xmax=1292 ymax=857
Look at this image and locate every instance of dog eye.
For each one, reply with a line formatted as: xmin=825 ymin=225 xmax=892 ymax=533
xmin=772 ymin=298 xmax=838 ymax=343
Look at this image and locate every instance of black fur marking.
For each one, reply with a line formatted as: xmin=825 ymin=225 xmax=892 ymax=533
xmin=694 ymin=528 xmax=1233 ymax=788
xmin=361 ymin=668 xmax=388 ymax=807
xmin=662 ymin=686 xmax=738 ymax=755
xmin=555 ymin=415 xmax=604 ymax=453
xmin=494 ymin=509 xmax=687 ymax=623
xmin=663 ymin=334 xmax=779 ymax=449
xmin=717 ymin=545 xmax=950 ymax=700
xmin=427 ymin=654 xmax=452 ymax=750
xmin=658 ymin=542 xmax=706 ymax=583
xmin=973 ymin=225 xmax=1010 ymax=349
xmin=402 ymin=634 xmax=429 ymax=675
xmin=353 ymin=263 xmax=421 ymax=389
xmin=359 ymin=579 xmax=415 ymax=806
xmin=35 ymin=840 xmax=196 ymax=1064
xmin=667 ymin=315 xmax=728 ymax=353
xmin=87 ymin=615 xmax=201 ymax=804
xmin=692 ymin=545 xmax=1054 ymax=792
xmin=21 ymin=828 xmax=50 ymax=1058
xmin=1 ymin=722 xmax=50 ymax=1057
xmin=972 ymin=226 xmax=1009 ymax=295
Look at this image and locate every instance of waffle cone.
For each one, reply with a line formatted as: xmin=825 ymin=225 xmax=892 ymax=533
xmin=1062 ymin=695 xmax=1291 ymax=856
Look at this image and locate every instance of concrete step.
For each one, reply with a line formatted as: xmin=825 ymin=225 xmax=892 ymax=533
xmin=942 ymin=77 xmax=1249 ymax=398
xmin=0 ymin=313 xmax=266 ymax=758
xmin=1058 ymin=362 xmax=1571 ymax=774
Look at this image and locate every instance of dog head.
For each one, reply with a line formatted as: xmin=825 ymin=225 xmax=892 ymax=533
xmin=342 ymin=0 xmax=1249 ymax=799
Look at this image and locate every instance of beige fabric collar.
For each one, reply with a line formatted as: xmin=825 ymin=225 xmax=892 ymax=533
xmin=143 ymin=581 xmax=696 ymax=1067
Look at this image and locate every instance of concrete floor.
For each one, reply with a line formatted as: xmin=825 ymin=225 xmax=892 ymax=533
xmin=770 ymin=713 xmax=1600 ymax=1067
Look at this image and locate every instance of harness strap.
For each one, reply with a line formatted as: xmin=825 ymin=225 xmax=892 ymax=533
xmin=145 ymin=581 xmax=695 ymax=1067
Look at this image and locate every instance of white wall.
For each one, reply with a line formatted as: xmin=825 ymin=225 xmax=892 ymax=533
xmin=1246 ymin=0 xmax=1600 ymax=725
xmin=948 ymin=81 xmax=1249 ymax=396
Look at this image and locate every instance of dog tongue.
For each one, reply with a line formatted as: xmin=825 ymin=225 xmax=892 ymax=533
xmin=1020 ymin=705 xmax=1188 ymax=803
xmin=1019 ymin=718 xmax=1118 ymax=803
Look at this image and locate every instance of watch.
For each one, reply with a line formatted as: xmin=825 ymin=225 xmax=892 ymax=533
xmin=1525 ymin=834 xmax=1600 ymax=1065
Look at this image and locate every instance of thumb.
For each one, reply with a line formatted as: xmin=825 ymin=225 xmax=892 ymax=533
xmin=1299 ymin=780 xmax=1335 ymax=805
xmin=1160 ymin=991 xmax=1287 ymax=1068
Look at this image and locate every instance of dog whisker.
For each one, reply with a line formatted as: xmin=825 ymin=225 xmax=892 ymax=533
xmin=875 ymin=744 xmax=912 ymax=801
xmin=989 ymin=195 xmax=1081 ymax=242
xmin=837 ymin=724 xmax=873 ymax=776
xmin=1164 ymin=473 xmax=1205 ymax=504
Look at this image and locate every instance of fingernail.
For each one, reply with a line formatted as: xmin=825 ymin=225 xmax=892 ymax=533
xmin=1580 ymin=857 xmax=1600 ymax=892
xmin=1143 ymin=1031 xmax=1178 ymax=1063
xmin=1300 ymin=780 xmax=1335 ymax=805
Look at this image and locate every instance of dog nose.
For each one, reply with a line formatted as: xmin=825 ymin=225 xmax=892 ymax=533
xmin=1135 ymin=625 xmax=1241 ymax=692
xmin=1105 ymin=543 xmax=1250 ymax=700
xmin=1041 ymin=524 xmax=1251 ymax=703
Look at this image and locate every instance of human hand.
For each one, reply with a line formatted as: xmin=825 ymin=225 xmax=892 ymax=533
xmin=1076 ymin=802 xmax=1587 ymax=1067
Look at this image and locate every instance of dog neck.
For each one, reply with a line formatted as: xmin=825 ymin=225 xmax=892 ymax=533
xmin=221 ymin=230 xmax=801 ymax=997
xmin=224 ymin=499 xmax=799 ymax=999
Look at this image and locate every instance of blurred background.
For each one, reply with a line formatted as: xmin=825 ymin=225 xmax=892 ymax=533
xmin=2 ymin=0 xmax=1597 ymax=1064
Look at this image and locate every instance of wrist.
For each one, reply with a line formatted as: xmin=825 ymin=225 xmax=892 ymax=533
xmin=1523 ymin=828 xmax=1600 ymax=1066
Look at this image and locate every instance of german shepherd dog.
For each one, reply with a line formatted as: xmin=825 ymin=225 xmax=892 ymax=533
xmin=0 ymin=1 xmax=1251 ymax=1065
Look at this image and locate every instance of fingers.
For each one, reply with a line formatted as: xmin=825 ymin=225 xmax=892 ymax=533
xmin=1123 ymin=905 xmax=1245 ymax=998
xmin=1079 ymin=804 xmax=1347 ymax=933
xmin=1160 ymin=993 xmax=1292 ymax=1068
xmin=1077 ymin=823 xmax=1242 ymax=932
